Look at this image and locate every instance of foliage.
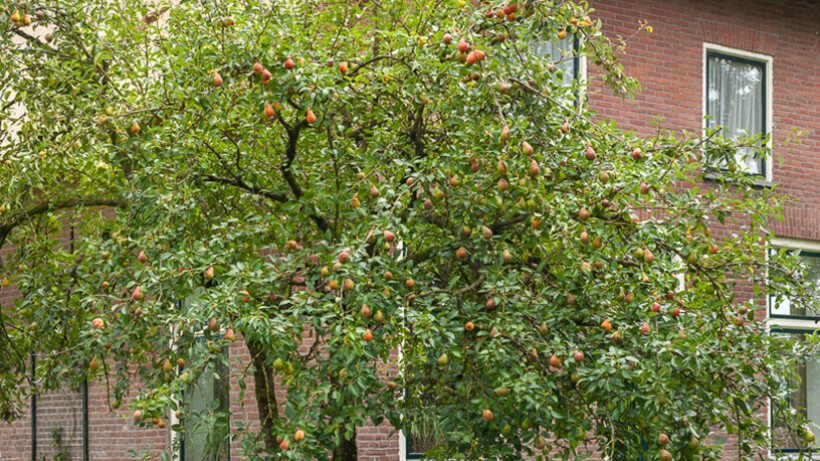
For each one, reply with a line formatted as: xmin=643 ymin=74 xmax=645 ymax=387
xmin=1 ymin=0 xmax=818 ymax=460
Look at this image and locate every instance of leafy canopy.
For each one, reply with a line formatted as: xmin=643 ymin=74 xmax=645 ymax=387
xmin=0 ymin=0 xmax=818 ymax=460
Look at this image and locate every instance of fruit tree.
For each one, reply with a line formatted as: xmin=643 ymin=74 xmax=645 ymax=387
xmin=1 ymin=0 xmax=818 ymax=460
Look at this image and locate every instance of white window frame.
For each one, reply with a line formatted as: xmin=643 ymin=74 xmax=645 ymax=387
xmin=767 ymin=237 xmax=820 ymax=456
xmin=702 ymin=43 xmax=774 ymax=182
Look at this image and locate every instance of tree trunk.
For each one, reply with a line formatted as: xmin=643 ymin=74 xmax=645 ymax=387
xmin=332 ymin=425 xmax=357 ymax=461
xmin=246 ymin=339 xmax=279 ymax=451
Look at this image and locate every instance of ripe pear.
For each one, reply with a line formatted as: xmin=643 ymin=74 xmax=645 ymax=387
xmin=273 ymin=358 xmax=284 ymax=370
xmin=89 ymin=357 xmax=100 ymax=370
xmin=497 ymin=159 xmax=507 ymax=173
xmin=640 ymin=323 xmax=651 ymax=334
xmin=500 ymin=125 xmax=511 ymax=141
xmin=361 ymin=304 xmax=372 ymax=318
xmin=659 ymin=449 xmax=672 ymax=461
xmin=204 ymin=266 xmax=214 ymax=280
xmin=502 ymin=250 xmax=512 ymax=264
xmin=579 ymin=207 xmax=590 ymax=221
xmin=306 ymin=110 xmax=317 ymax=124
xmin=482 ymin=226 xmax=493 ymax=238
xmin=456 ymin=247 xmax=468 ymax=259
xmin=132 ymin=286 xmax=144 ymax=301
xmin=482 ymin=409 xmax=494 ymax=422
xmin=522 ymin=141 xmax=534 ymax=155
xmin=208 ymin=317 xmax=219 ymax=332
xmin=658 ymin=433 xmax=670 ymax=446
xmin=363 ymin=329 xmax=373 ymax=342
xmin=437 ymin=353 xmax=448 ymax=366
xmin=225 ymin=328 xmax=236 ymax=342
xmin=212 ymin=72 xmax=223 ymax=87
xmin=373 ymin=310 xmax=385 ymax=323
xmin=585 ymin=146 xmax=596 ymax=161
xmin=264 ymin=104 xmax=275 ymax=117
xmin=497 ymin=178 xmax=509 ymax=191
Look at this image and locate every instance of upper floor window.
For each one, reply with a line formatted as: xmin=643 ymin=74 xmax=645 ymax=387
xmin=769 ymin=248 xmax=820 ymax=319
xmin=704 ymin=45 xmax=772 ymax=177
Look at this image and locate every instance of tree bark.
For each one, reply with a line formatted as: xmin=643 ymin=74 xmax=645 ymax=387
xmin=246 ymin=339 xmax=279 ymax=451
xmin=332 ymin=425 xmax=357 ymax=461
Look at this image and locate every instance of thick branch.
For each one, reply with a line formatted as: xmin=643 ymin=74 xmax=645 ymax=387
xmin=0 ymin=197 xmax=128 ymax=249
xmin=246 ymin=339 xmax=279 ymax=451
xmin=200 ymin=174 xmax=289 ymax=202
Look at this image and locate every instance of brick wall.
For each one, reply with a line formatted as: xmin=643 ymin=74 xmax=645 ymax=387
xmin=2 ymin=0 xmax=818 ymax=459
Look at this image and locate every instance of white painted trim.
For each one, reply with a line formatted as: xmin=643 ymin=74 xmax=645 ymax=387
xmin=771 ymin=237 xmax=820 ymax=253
xmin=701 ymin=42 xmax=774 ymax=181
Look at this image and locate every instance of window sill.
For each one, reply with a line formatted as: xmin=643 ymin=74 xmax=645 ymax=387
xmin=702 ymin=171 xmax=774 ymax=188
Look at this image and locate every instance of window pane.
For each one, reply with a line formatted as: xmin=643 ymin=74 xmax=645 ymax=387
xmin=771 ymin=252 xmax=820 ymax=317
xmin=183 ymin=344 xmax=230 ymax=461
xmin=772 ymin=332 xmax=820 ymax=450
xmin=706 ymin=54 xmax=764 ymax=174
xmin=532 ymin=35 xmax=577 ymax=86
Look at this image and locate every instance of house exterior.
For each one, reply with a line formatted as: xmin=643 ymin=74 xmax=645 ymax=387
xmin=1 ymin=0 xmax=818 ymax=459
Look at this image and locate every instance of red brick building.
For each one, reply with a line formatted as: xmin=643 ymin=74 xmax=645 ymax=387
xmin=1 ymin=0 xmax=818 ymax=459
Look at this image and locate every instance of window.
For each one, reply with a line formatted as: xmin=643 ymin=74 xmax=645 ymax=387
xmin=181 ymin=341 xmax=231 ymax=461
xmin=768 ymin=239 xmax=820 ymax=452
xmin=533 ymin=33 xmax=581 ymax=87
xmin=771 ymin=330 xmax=820 ymax=451
xmin=703 ymin=44 xmax=772 ymax=177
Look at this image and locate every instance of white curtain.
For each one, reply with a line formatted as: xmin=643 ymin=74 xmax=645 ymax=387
xmin=532 ymin=35 xmax=576 ymax=86
xmin=707 ymin=55 xmax=764 ymax=174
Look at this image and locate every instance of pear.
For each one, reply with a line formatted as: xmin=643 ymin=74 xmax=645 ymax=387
xmin=212 ymin=72 xmax=223 ymax=87
xmin=437 ymin=353 xmax=448 ymax=366
xmin=208 ymin=317 xmax=219 ymax=332
xmin=204 ymin=266 xmax=214 ymax=280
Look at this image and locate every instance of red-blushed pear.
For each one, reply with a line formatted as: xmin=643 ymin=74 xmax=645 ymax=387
xmin=92 ymin=318 xmax=105 ymax=329
xmin=284 ymin=58 xmax=295 ymax=69
xmin=500 ymin=125 xmax=511 ymax=141
xmin=650 ymin=302 xmax=661 ymax=313
xmin=132 ymin=286 xmax=144 ymax=301
xmin=659 ymin=450 xmax=672 ymax=461
xmin=383 ymin=271 xmax=393 ymax=281
xmin=522 ymin=141 xmax=534 ymax=155
xmin=442 ymin=33 xmax=453 ymax=44
xmin=465 ymin=321 xmax=474 ymax=331
xmin=497 ymin=159 xmax=507 ymax=173
xmin=405 ymin=279 xmax=416 ymax=289
xmin=294 ymin=429 xmax=305 ymax=442
xmin=333 ymin=262 xmax=342 ymax=272
xmin=573 ymin=350 xmax=584 ymax=363
xmin=264 ymin=104 xmax=275 ymax=118
xmin=482 ymin=226 xmax=493 ymax=238
xmin=482 ymin=409 xmax=494 ymax=422
xmin=567 ymin=294 xmax=576 ymax=305
xmin=339 ymin=61 xmax=348 ymax=74
xmin=489 ymin=327 xmax=499 ymax=338
xmin=466 ymin=51 xmax=477 ymax=65
xmin=423 ymin=198 xmax=433 ymax=210
xmin=658 ymin=434 xmax=670 ymax=445
xmin=585 ymin=146 xmax=596 ymax=161
xmin=338 ymin=251 xmax=350 ymax=263
xmin=437 ymin=353 xmax=448 ymax=366
xmin=204 ymin=266 xmax=214 ymax=280
xmin=644 ymin=248 xmax=655 ymax=264
xmin=710 ymin=244 xmax=719 ymax=254
xmin=485 ymin=297 xmax=496 ymax=310
xmin=369 ymin=185 xmax=380 ymax=198
xmin=344 ymin=279 xmax=355 ymax=291
xmin=363 ymin=329 xmax=373 ymax=342
xmin=89 ymin=357 xmax=100 ymax=370
xmin=178 ymin=358 xmax=185 ymax=367
xmin=601 ymin=319 xmax=612 ymax=331
xmin=306 ymin=109 xmax=317 ymax=124
xmin=209 ymin=317 xmax=219 ymax=332
xmin=373 ymin=310 xmax=384 ymax=323
xmin=640 ymin=182 xmax=650 ymax=194
xmin=503 ymin=249 xmax=512 ymax=264
xmin=456 ymin=247 xmax=468 ymax=259
xmin=457 ymin=37 xmax=469 ymax=52
xmin=449 ymin=175 xmax=459 ymax=187
xmin=549 ymin=354 xmax=562 ymax=368
xmin=529 ymin=159 xmax=540 ymax=177
xmin=632 ymin=148 xmax=643 ymax=160
xmin=225 ymin=328 xmax=236 ymax=342
xmin=212 ymin=72 xmax=223 ymax=87
xmin=137 ymin=250 xmax=148 ymax=263
xmin=670 ymin=308 xmax=680 ymax=317
xmin=535 ymin=436 xmax=547 ymax=450
xmin=279 ymin=439 xmax=289 ymax=450
xmin=383 ymin=230 xmax=396 ymax=242
xmin=163 ymin=359 xmax=173 ymax=372
xmin=434 ymin=187 xmax=445 ymax=200
xmin=261 ymin=69 xmax=271 ymax=82
xmin=599 ymin=171 xmax=610 ymax=183
xmin=361 ymin=304 xmax=372 ymax=318
xmin=130 ymin=122 xmax=140 ymax=134
xmin=253 ymin=63 xmax=263 ymax=74
xmin=640 ymin=323 xmax=651 ymax=334
xmin=494 ymin=387 xmax=510 ymax=397
xmin=580 ymin=230 xmax=589 ymax=244
xmin=133 ymin=410 xmax=142 ymax=423
xmin=579 ymin=207 xmax=590 ymax=221
xmin=475 ymin=50 xmax=485 ymax=61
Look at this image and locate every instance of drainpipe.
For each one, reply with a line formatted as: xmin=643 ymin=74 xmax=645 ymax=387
xmin=71 ymin=226 xmax=89 ymax=461
xmin=30 ymin=353 xmax=36 ymax=461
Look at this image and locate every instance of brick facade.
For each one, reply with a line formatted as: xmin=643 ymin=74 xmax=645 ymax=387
xmin=1 ymin=0 xmax=818 ymax=459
